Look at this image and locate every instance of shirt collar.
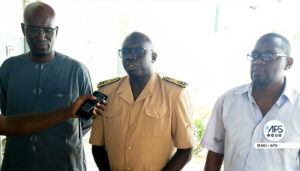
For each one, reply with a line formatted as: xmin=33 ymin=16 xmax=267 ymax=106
xmin=280 ymin=78 xmax=294 ymax=105
xmin=234 ymin=77 xmax=294 ymax=106
xmin=116 ymin=73 xmax=157 ymax=103
xmin=26 ymin=51 xmax=65 ymax=66
xmin=233 ymin=83 xmax=251 ymax=95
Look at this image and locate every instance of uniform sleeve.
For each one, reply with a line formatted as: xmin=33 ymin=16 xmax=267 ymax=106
xmin=200 ymin=95 xmax=225 ymax=154
xmin=89 ymin=88 xmax=105 ymax=146
xmin=171 ymin=88 xmax=194 ymax=149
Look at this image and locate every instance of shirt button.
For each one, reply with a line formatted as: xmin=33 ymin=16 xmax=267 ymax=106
xmin=126 ymin=167 xmax=131 ymax=171
xmin=130 ymin=125 xmax=135 ymax=130
xmin=156 ymin=114 xmax=160 ymax=118
xmin=33 ymin=88 xmax=37 ymax=94
xmin=127 ymin=145 xmax=132 ymax=150
xmin=30 ymin=135 xmax=36 ymax=142
xmin=32 ymin=145 xmax=36 ymax=152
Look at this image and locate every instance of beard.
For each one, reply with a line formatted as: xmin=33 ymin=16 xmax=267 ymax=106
xmin=251 ymin=72 xmax=273 ymax=87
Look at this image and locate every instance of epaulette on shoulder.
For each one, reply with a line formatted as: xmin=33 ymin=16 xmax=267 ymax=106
xmin=97 ymin=77 xmax=121 ymax=88
xmin=163 ymin=76 xmax=188 ymax=88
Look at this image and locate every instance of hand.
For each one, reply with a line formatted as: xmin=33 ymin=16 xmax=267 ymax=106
xmin=68 ymin=94 xmax=97 ymax=118
xmin=92 ymin=100 xmax=107 ymax=117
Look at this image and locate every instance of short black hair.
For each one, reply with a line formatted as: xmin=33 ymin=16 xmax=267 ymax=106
xmin=258 ymin=33 xmax=291 ymax=56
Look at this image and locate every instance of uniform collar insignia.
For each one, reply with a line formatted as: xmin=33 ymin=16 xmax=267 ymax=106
xmin=97 ymin=77 xmax=121 ymax=88
xmin=162 ymin=76 xmax=188 ymax=88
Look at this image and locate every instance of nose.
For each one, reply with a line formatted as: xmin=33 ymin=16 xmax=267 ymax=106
xmin=126 ymin=53 xmax=137 ymax=60
xmin=253 ymin=57 xmax=266 ymax=65
xmin=37 ymin=29 xmax=46 ymax=40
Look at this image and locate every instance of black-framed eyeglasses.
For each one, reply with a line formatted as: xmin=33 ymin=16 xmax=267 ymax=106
xmin=118 ymin=48 xmax=153 ymax=59
xmin=25 ymin=26 xmax=57 ymax=36
xmin=247 ymin=52 xmax=290 ymax=62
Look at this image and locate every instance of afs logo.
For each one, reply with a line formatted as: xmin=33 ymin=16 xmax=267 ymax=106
xmin=264 ymin=120 xmax=285 ymax=141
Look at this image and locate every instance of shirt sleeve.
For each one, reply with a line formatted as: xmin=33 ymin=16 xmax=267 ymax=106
xmin=78 ymin=63 xmax=93 ymax=96
xmin=0 ymin=59 xmax=10 ymax=115
xmin=77 ymin=63 xmax=93 ymax=136
xmin=200 ymin=95 xmax=225 ymax=154
xmin=171 ymin=88 xmax=194 ymax=149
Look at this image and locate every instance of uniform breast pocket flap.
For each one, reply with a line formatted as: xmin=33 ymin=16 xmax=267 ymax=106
xmin=145 ymin=109 xmax=169 ymax=137
xmin=103 ymin=106 xmax=122 ymax=119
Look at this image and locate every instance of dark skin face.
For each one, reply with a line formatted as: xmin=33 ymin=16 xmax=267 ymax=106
xmin=122 ymin=38 xmax=157 ymax=80
xmin=250 ymin=37 xmax=293 ymax=87
xmin=21 ymin=3 xmax=58 ymax=63
xmin=121 ymin=35 xmax=157 ymax=101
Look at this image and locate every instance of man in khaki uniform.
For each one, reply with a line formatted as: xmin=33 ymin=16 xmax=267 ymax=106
xmin=89 ymin=32 xmax=194 ymax=171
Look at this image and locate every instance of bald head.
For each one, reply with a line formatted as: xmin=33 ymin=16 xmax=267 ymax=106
xmin=23 ymin=2 xmax=56 ymax=26
xmin=22 ymin=2 xmax=58 ymax=61
xmin=256 ymin=33 xmax=291 ymax=56
xmin=121 ymin=32 xmax=157 ymax=79
xmin=122 ymin=32 xmax=154 ymax=50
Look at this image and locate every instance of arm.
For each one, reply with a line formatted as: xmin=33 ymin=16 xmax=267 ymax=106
xmin=200 ymin=95 xmax=226 ymax=171
xmin=92 ymin=145 xmax=111 ymax=171
xmin=204 ymin=150 xmax=224 ymax=171
xmin=89 ymin=89 xmax=108 ymax=170
xmin=169 ymin=88 xmax=194 ymax=170
xmin=162 ymin=147 xmax=193 ymax=171
xmin=0 ymin=94 xmax=101 ymax=136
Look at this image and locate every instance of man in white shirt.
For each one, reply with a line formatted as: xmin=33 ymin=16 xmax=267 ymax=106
xmin=201 ymin=33 xmax=299 ymax=171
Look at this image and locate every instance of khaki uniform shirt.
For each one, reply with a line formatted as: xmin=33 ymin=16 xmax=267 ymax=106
xmin=90 ymin=73 xmax=194 ymax=171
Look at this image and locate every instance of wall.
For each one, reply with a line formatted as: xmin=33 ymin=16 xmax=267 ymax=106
xmin=0 ymin=0 xmax=25 ymax=65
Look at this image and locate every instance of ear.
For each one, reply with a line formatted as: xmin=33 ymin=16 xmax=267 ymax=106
xmin=151 ymin=52 xmax=157 ymax=63
xmin=55 ymin=26 xmax=59 ymax=37
xmin=284 ymin=57 xmax=293 ymax=70
xmin=21 ymin=23 xmax=25 ymax=36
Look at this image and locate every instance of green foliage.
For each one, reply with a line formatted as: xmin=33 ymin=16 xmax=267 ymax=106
xmin=192 ymin=106 xmax=210 ymax=155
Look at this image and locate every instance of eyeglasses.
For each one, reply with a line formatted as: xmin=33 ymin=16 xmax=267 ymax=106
xmin=25 ymin=26 xmax=57 ymax=36
xmin=247 ymin=52 xmax=290 ymax=62
xmin=118 ymin=48 xmax=153 ymax=59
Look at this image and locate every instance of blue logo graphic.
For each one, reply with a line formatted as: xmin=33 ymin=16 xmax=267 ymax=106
xmin=265 ymin=126 xmax=269 ymax=131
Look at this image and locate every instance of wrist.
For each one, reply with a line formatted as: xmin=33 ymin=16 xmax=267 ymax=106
xmin=65 ymin=105 xmax=75 ymax=119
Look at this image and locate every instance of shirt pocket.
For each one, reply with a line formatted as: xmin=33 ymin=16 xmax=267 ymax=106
xmin=144 ymin=109 xmax=169 ymax=137
xmin=102 ymin=105 xmax=123 ymax=137
xmin=103 ymin=102 xmax=123 ymax=119
xmin=43 ymin=91 xmax=76 ymax=131
xmin=46 ymin=92 xmax=72 ymax=108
